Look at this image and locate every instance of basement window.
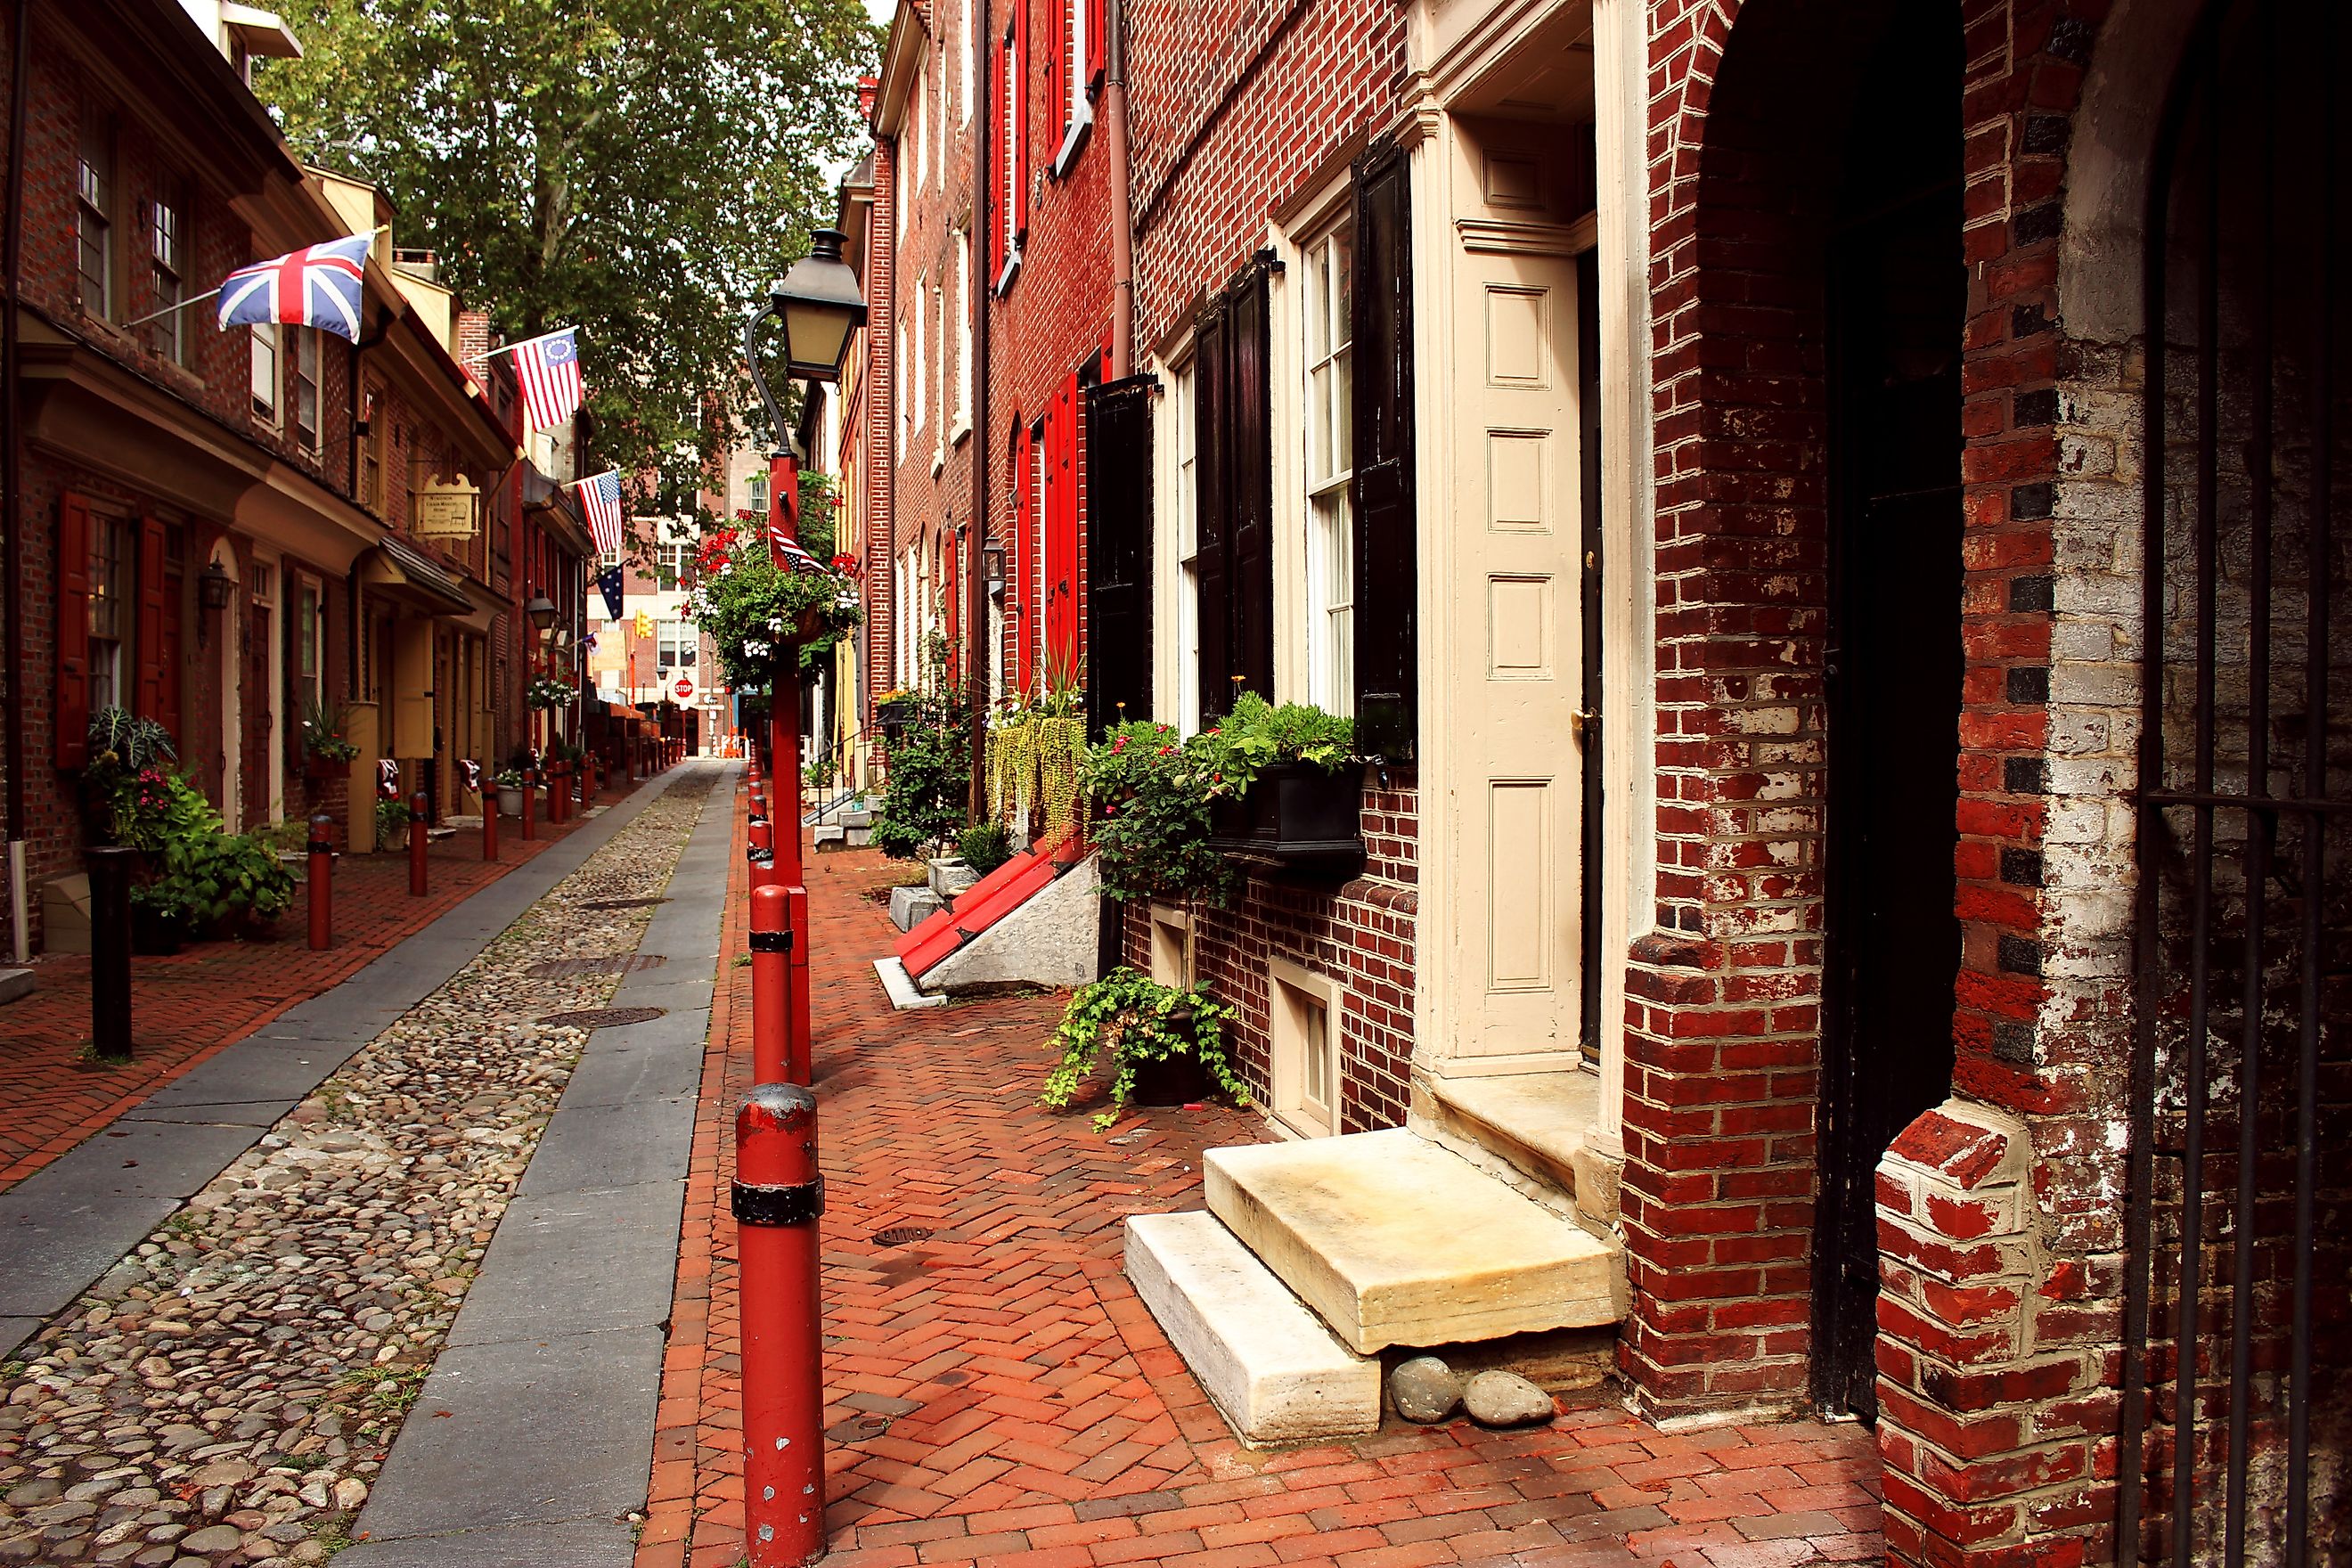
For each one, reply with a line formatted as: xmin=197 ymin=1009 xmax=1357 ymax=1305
xmin=1147 ymin=902 xmax=1192 ymax=989
xmin=1268 ymin=958 xmax=1343 ymax=1139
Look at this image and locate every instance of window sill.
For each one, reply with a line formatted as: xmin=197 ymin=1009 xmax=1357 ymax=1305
xmin=995 ymin=251 xmax=1022 ymax=296
xmin=951 ymin=417 xmax=972 ymax=446
xmin=1050 ymin=114 xmax=1092 ymax=180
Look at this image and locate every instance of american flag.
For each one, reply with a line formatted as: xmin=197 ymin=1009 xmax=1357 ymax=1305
xmin=216 ymin=234 xmax=372 ymax=342
xmin=512 ymin=328 xmax=584 ymax=432
xmin=775 ymin=535 xmax=830 ymax=576
xmin=576 ymin=470 xmax=625 ymax=556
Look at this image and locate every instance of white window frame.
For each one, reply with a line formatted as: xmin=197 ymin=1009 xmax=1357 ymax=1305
xmin=911 ymin=274 xmax=927 ymax=437
xmin=911 ymin=61 xmax=927 ymax=192
xmin=1301 ymin=216 xmax=1354 ymax=716
xmin=960 ymin=0 xmax=976 ymax=125
xmin=1053 ymin=0 xmax=1092 ymax=175
xmin=1269 ymin=956 xmax=1345 ymax=1139
xmin=953 ymin=232 xmax=973 ymax=440
xmin=250 ymin=322 xmax=281 ymax=428
xmin=996 ymin=26 xmax=1023 ymax=291
xmin=1154 ymin=349 xmax=1200 ymax=734
xmin=77 ymin=117 xmax=112 ymax=319
xmin=933 ymin=281 xmax=948 ymax=470
xmin=150 ymin=192 xmax=185 ymax=363
xmin=294 ymin=328 xmax=323 ymax=453
xmin=1147 ymin=902 xmax=1194 ymax=989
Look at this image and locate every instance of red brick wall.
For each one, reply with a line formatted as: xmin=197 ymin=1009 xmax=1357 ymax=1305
xmin=1122 ymin=778 xmax=1418 ymax=1131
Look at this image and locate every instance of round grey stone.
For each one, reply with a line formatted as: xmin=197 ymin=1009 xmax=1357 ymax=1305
xmin=176 ymin=1523 xmax=245 ymax=1553
xmin=1462 ymin=1368 xmax=1555 ymax=1427
xmin=1387 ymin=1356 xmax=1461 ymax=1425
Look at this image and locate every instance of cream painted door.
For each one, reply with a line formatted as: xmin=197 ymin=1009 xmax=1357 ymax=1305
xmin=1442 ymin=196 xmax=1587 ymax=1063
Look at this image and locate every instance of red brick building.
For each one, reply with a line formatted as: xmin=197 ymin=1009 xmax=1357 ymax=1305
xmin=847 ymin=0 xmax=2345 ymax=1558
xmin=0 ymin=0 xmax=592 ymax=948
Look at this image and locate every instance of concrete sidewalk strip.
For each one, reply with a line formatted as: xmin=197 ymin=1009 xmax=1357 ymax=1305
xmin=342 ymin=763 xmax=735 ymax=1567
xmin=0 ymin=767 xmax=682 ymax=1365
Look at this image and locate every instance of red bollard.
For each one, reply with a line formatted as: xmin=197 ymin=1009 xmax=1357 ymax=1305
xmin=747 ymin=816 xmax=776 ymax=892
xmin=784 ymin=885 xmax=812 ymax=1087
xmin=750 ymin=886 xmax=791 ymax=1083
xmin=522 ymin=775 xmax=537 ymax=841
xmin=733 ymin=1084 xmax=826 ymax=1568
xmin=407 ymin=790 xmax=428 ymax=897
xmin=482 ymin=784 xmax=499 ymax=862
xmin=306 ymin=813 xmax=334 ymax=951
xmin=551 ymin=761 xmax=568 ymax=825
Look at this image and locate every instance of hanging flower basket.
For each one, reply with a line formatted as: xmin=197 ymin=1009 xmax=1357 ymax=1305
xmin=685 ymin=525 xmax=861 ymax=690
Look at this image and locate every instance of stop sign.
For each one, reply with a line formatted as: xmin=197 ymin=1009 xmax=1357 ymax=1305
xmin=674 ymin=675 xmax=695 ymax=702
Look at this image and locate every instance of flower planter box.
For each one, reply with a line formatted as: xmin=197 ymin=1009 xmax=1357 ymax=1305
xmin=1208 ymin=762 xmax=1366 ymax=879
xmin=877 ymin=698 xmax=918 ymax=732
xmin=497 ymin=788 xmax=525 ymax=818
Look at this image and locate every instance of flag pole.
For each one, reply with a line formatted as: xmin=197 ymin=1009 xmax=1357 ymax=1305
xmin=124 ymin=223 xmax=394 ymax=331
xmin=463 ymin=325 xmax=574 ymax=366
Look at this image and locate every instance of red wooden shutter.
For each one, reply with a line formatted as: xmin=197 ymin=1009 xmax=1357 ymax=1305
xmin=1047 ymin=0 xmax=1066 ymax=145
xmin=135 ymin=518 xmax=166 ymax=722
xmin=1085 ymin=0 xmax=1105 ymax=94
xmin=1014 ymin=0 xmax=1030 ymax=232
xmin=1014 ymin=421 xmax=1036 ymax=694
xmin=1044 ymin=372 xmax=1080 ymax=680
xmin=55 ymin=496 xmax=92 ymax=768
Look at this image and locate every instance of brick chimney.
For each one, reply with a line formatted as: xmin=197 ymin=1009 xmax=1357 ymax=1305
xmin=455 ymin=310 xmax=493 ymax=380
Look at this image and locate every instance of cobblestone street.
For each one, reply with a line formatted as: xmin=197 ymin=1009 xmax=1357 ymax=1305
xmin=639 ymin=822 xmax=1887 ymax=1568
xmin=0 ymin=769 xmax=717 ymax=1565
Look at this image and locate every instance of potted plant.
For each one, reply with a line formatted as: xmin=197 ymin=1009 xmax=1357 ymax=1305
xmin=300 ymin=697 xmax=362 ymax=777
xmin=127 ymin=878 xmax=195 ymax=955
xmin=527 ymin=674 xmax=576 ymax=710
xmin=1038 ymin=968 xmax=1250 ymax=1130
xmin=1192 ymin=694 xmax=1365 ymax=878
xmin=987 ymin=681 xmax=1088 ymax=845
xmin=685 ymin=524 xmax=862 ymax=690
xmin=493 ymin=767 xmax=527 ymax=819
xmin=156 ymin=829 xmax=297 ymax=940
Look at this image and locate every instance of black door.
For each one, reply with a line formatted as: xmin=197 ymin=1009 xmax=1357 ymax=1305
xmin=1812 ymin=5 xmax=1964 ymax=1420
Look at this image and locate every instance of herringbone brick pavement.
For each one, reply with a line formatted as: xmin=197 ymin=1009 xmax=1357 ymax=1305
xmin=0 ymin=790 xmax=625 ymax=1193
xmin=641 ymin=809 xmax=1885 ymax=1568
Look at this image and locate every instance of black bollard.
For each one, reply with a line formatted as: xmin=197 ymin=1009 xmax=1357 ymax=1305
xmin=88 ymin=846 xmax=134 ymax=1060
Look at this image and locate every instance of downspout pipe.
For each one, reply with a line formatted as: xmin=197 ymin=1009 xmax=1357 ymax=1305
xmin=968 ymin=23 xmax=992 ymax=821
xmin=4 ymin=0 xmax=33 ymax=960
xmin=1103 ymin=0 xmax=1135 ymax=379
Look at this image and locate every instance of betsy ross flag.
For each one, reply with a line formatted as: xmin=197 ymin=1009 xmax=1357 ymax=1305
xmin=576 ymin=470 xmax=625 ymax=557
xmin=217 ymin=234 xmax=372 ymax=342
xmin=513 ymin=328 xmax=584 ymax=432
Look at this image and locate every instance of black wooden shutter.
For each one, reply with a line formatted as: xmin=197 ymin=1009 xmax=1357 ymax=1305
xmin=1084 ymin=373 xmax=1155 ymax=737
xmin=1194 ymin=298 xmax=1232 ymax=721
xmin=1351 ymin=137 xmax=1418 ymax=762
xmin=1228 ymin=257 xmax=1276 ymax=702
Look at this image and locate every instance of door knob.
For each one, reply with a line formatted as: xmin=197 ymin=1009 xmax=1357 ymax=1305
xmin=1570 ymin=709 xmax=1597 ymax=746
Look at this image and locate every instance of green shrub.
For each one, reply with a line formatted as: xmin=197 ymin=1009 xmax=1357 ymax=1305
xmin=957 ymin=821 xmax=1012 ymax=876
xmin=376 ymin=797 xmax=412 ymax=852
xmin=870 ymin=692 xmax=970 ymax=860
xmin=1081 ymin=721 xmax=1231 ymax=906
xmin=154 ymin=830 xmax=296 ymax=932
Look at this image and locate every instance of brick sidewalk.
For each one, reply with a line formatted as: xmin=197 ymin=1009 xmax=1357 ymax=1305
xmin=0 ymin=785 xmax=638 ymax=1193
xmin=641 ymin=821 xmax=1885 ymax=1568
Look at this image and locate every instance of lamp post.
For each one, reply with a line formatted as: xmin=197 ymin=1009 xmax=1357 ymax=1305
xmin=525 ymin=592 xmax=558 ymax=755
xmin=743 ymin=227 xmax=866 ymax=888
xmin=738 ymin=225 xmax=864 ymax=1568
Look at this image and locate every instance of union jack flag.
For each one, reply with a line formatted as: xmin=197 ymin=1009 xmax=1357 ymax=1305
xmin=576 ymin=470 xmax=625 ymax=557
xmin=216 ymin=234 xmax=372 ymax=342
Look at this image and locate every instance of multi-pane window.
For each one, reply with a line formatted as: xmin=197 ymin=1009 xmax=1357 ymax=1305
xmin=77 ymin=118 xmax=113 ymax=318
xmin=655 ymin=540 xmax=684 ymax=590
xmin=294 ymin=576 xmax=323 ymax=712
xmin=960 ymin=0 xmax=976 ymax=125
xmin=294 ymin=330 xmax=322 ymax=452
xmin=88 ymin=517 xmax=128 ymax=713
xmin=361 ymin=382 xmax=385 ymax=507
xmin=250 ymin=323 xmax=280 ymax=425
xmin=935 ymin=281 xmax=949 ymax=454
xmin=954 ymin=232 xmax=972 ymax=433
xmin=150 ymin=194 xmax=185 ymax=363
xmin=1051 ymin=0 xmax=1091 ymax=163
xmin=997 ymin=25 xmax=1024 ymax=284
xmin=1303 ymin=223 xmax=1355 ymax=715
xmin=747 ymin=471 xmax=769 ymax=519
xmin=657 ymin=621 xmax=695 ymax=668
xmin=912 ymin=276 xmax=927 ymax=436
xmin=1171 ymin=359 xmax=1200 ymax=732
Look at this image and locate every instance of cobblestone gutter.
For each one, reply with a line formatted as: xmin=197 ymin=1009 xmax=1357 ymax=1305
xmin=0 ymin=769 xmax=719 ymax=1567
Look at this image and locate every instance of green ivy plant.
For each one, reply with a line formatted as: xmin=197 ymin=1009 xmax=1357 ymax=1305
xmin=1080 ymin=721 xmax=1233 ymax=906
xmin=1038 ymin=968 xmax=1248 ymax=1130
xmin=1184 ymin=693 xmax=1356 ymax=802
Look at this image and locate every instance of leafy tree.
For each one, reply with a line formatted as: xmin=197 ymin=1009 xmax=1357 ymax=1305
xmin=254 ymin=0 xmax=876 ymax=520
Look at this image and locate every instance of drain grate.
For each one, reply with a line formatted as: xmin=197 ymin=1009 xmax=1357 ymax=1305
xmin=538 ymin=1007 xmax=669 ymax=1029
xmin=526 ymin=953 xmax=668 ymax=977
xmin=580 ymin=896 xmax=672 ymax=911
xmin=870 ymin=1226 xmax=934 ymax=1247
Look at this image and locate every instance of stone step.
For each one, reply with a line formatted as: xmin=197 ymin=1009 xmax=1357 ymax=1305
xmin=1205 ymin=1128 xmax=1625 ymax=1355
xmin=887 ymin=885 xmax=943 ymax=932
xmin=0 ymin=969 xmax=32 ymax=1007
xmin=1417 ymin=1069 xmax=1622 ymax=1229
xmin=1125 ymin=1211 xmax=1380 ymax=1445
xmin=846 ymin=827 xmax=873 ymax=847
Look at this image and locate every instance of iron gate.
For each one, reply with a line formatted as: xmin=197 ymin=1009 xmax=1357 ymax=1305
xmin=2119 ymin=1 xmax=2348 ymax=1564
